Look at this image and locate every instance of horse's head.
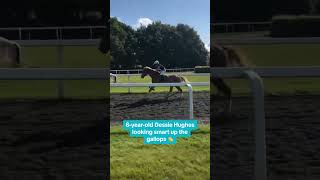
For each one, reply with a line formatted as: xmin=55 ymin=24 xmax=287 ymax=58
xmin=141 ymin=66 xmax=151 ymax=78
xmin=0 ymin=37 xmax=21 ymax=68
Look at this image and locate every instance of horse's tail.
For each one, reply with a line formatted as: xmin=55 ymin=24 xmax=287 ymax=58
xmin=180 ymin=76 xmax=189 ymax=83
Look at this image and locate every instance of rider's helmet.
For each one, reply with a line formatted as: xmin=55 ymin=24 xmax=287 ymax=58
xmin=153 ymin=60 xmax=159 ymax=65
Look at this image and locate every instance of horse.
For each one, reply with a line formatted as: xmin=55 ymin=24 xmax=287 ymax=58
xmin=141 ymin=66 xmax=189 ymax=93
xmin=110 ymin=73 xmax=117 ymax=83
xmin=211 ymin=44 xmax=250 ymax=112
xmin=0 ymin=37 xmax=21 ymax=68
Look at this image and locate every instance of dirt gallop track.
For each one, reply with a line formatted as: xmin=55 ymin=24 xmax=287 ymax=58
xmin=212 ymin=94 xmax=320 ymax=180
xmin=0 ymin=99 xmax=108 ymax=178
xmin=110 ymin=92 xmax=210 ymax=123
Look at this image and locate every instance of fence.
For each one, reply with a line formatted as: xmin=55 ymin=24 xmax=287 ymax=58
xmin=0 ymin=23 xmax=269 ymax=38
xmin=111 ymin=82 xmax=209 ymax=119
xmin=111 ymin=73 xmax=209 ymax=93
xmin=110 ymin=68 xmax=195 ymax=74
xmin=0 ymin=26 xmax=106 ymax=40
xmin=212 ymin=66 xmax=320 ymax=180
xmin=16 ymin=39 xmax=102 ymax=98
xmin=0 ymin=68 xmax=107 ymax=98
xmin=0 ymin=68 xmax=208 ymax=119
xmin=212 ymin=22 xmax=271 ymax=33
xmin=214 ymin=36 xmax=320 ymax=45
xmin=0 ymin=68 xmax=107 ymax=80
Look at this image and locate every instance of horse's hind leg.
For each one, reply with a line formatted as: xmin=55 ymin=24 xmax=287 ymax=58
xmin=176 ymin=86 xmax=184 ymax=98
xmin=149 ymin=87 xmax=155 ymax=93
xmin=212 ymin=78 xmax=232 ymax=112
xmin=169 ymin=86 xmax=173 ymax=92
xmin=175 ymin=86 xmax=183 ymax=93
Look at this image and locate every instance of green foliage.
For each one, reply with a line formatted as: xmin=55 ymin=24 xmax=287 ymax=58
xmin=110 ymin=18 xmax=137 ymax=69
xmin=271 ymin=15 xmax=320 ymax=37
xmin=194 ymin=66 xmax=210 ymax=73
xmin=110 ymin=18 xmax=209 ymax=69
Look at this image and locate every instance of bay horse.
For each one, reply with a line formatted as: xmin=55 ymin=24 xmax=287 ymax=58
xmin=141 ymin=66 xmax=189 ymax=93
xmin=0 ymin=37 xmax=21 ymax=67
xmin=211 ymin=44 xmax=250 ymax=112
xmin=110 ymin=73 xmax=117 ymax=83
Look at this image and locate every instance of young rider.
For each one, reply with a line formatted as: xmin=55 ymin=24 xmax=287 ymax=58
xmin=153 ymin=60 xmax=166 ymax=75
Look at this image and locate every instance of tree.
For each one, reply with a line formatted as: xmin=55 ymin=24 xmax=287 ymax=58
xmin=308 ymin=0 xmax=320 ymax=14
xmin=109 ymin=18 xmax=209 ymax=69
xmin=110 ymin=17 xmax=137 ymax=69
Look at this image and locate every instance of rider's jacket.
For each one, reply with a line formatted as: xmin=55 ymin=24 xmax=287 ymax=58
xmin=153 ymin=64 xmax=166 ymax=72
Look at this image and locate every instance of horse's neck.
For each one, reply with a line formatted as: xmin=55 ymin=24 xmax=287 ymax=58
xmin=147 ymin=69 xmax=160 ymax=79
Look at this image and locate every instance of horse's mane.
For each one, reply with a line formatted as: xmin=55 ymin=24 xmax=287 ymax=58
xmin=143 ymin=66 xmax=152 ymax=70
xmin=211 ymin=44 xmax=252 ymax=67
xmin=0 ymin=36 xmax=15 ymax=44
xmin=143 ymin=66 xmax=156 ymax=71
xmin=143 ymin=66 xmax=160 ymax=75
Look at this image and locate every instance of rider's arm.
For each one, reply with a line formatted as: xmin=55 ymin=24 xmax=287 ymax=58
xmin=160 ymin=64 xmax=165 ymax=70
xmin=153 ymin=64 xmax=158 ymax=69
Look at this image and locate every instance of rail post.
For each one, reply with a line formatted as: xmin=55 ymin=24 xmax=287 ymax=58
xmin=90 ymin=27 xmax=93 ymax=39
xmin=60 ymin=28 xmax=63 ymax=40
xmin=19 ymin=28 xmax=22 ymax=40
xmin=244 ymin=70 xmax=266 ymax=180
xmin=127 ymin=70 xmax=131 ymax=93
xmin=186 ymin=83 xmax=194 ymax=119
xmin=56 ymin=29 xmax=59 ymax=40
xmin=57 ymin=42 xmax=64 ymax=99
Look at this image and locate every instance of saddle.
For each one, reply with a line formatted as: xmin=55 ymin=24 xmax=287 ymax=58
xmin=160 ymin=75 xmax=167 ymax=82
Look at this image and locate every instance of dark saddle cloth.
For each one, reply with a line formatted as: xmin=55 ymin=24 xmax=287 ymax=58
xmin=159 ymin=75 xmax=167 ymax=82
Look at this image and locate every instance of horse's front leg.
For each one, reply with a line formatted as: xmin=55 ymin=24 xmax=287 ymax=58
xmin=212 ymin=78 xmax=232 ymax=113
xmin=149 ymin=87 xmax=155 ymax=93
xmin=164 ymin=86 xmax=173 ymax=100
xmin=149 ymin=78 xmax=156 ymax=93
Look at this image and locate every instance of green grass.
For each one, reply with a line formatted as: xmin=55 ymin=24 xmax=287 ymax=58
xmin=0 ymin=80 xmax=108 ymax=99
xmin=212 ymin=78 xmax=320 ymax=96
xmin=110 ymin=124 xmax=210 ymax=180
xmin=0 ymin=46 xmax=108 ymax=99
xmin=240 ymin=44 xmax=320 ymax=66
xmin=111 ymin=74 xmax=209 ymax=93
xmin=211 ymin=44 xmax=320 ymax=95
xmin=22 ymin=46 xmax=107 ymax=67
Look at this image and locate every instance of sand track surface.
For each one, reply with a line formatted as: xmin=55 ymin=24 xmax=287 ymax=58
xmin=0 ymin=99 xmax=108 ymax=178
xmin=110 ymin=92 xmax=210 ymax=123
xmin=212 ymin=95 xmax=320 ymax=180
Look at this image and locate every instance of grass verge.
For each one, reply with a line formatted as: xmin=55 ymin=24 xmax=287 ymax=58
xmin=110 ymin=124 xmax=210 ymax=180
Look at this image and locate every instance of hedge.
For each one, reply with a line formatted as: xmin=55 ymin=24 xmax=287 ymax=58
xmin=194 ymin=66 xmax=210 ymax=73
xmin=270 ymin=15 xmax=320 ymax=37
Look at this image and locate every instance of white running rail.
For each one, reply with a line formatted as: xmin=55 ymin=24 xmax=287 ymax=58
xmin=111 ymin=82 xmax=209 ymax=119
